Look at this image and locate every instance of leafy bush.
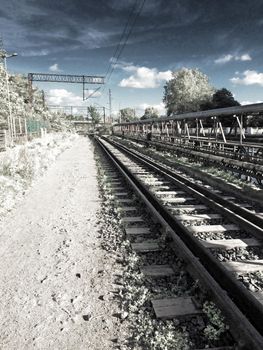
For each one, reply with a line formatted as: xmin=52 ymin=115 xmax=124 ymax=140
xmin=203 ymin=301 xmax=228 ymax=341
xmin=0 ymin=65 xmax=73 ymax=132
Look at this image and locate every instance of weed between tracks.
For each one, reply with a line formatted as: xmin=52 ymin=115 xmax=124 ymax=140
xmin=95 ymin=140 xmax=232 ymax=350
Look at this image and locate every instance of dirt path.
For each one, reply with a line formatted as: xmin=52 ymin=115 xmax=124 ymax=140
xmin=0 ymin=137 xmax=120 ymax=349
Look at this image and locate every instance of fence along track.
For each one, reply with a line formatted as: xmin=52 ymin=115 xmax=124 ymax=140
xmin=0 ymin=130 xmax=6 ymax=151
xmin=96 ymin=136 xmax=263 ymax=350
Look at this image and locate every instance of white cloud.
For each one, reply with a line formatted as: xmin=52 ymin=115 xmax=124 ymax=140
xmin=46 ymin=89 xmax=85 ymax=106
xmin=137 ymin=102 xmax=166 ymax=115
xmin=118 ymin=62 xmax=172 ymax=88
xmin=241 ymin=100 xmax=263 ymax=105
xmin=46 ymin=88 xmax=102 ymax=111
xmin=215 ymin=54 xmax=233 ymax=64
xmin=215 ymin=53 xmax=252 ymax=64
xmin=239 ymin=54 xmax=252 ymax=61
xmin=49 ymin=63 xmax=62 ymax=72
xmin=230 ymin=70 xmax=263 ymax=86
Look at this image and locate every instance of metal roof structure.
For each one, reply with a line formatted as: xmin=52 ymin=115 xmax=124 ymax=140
xmin=114 ymin=102 xmax=263 ymax=126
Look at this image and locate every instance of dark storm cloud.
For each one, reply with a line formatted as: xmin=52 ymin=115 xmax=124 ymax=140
xmin=25 ymin=33 xmax=83 ymax=49
xmin=1 ymin=0 xmax=133 ymax=55
xmin=113 ymin=0 xmax=263 ymax=68
xmin=0 ymin=9 xmax=10 ymax=19
xmin=1 ymin=0 xmax=263 ymax=63
xmin=19 ymin=14 xmax=81 ymax=37
xmin=133 ymin=0 xmax=263 ymax=49
xmin=22 ymin=0 xmax=132 ymax=35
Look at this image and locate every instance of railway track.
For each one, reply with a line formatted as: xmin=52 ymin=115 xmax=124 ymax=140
xmin=113 ymin=135 xmax=263 ymax=205
xmin=122 ymin=134 xmax=263 ymax=165
xmin=113 ymin=103 xmax=263 ymax=181
xmin=114 ymin=133 xmax=263 ymax=185
xmin=96 ymin=135 xmax=263 ymax=349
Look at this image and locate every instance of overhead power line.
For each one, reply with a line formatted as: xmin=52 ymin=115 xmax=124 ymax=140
xmin=106 ymin=0 xmax=146 ymax=85
xmin=99 ymin=0 xmax=146 ymax=101
xmin=104 ymin=0 xmax=139 ymax=81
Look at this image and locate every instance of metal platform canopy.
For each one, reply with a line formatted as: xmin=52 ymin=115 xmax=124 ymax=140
xmin=114 ymin=102 xmax=263 ymax=144
xmin=115 ymin=103 xmax=263 ymax=125
xmin=28 ymin=73 xmax=105 ymax=101
xmin=113 ymin=102 xmax=263 ymax=159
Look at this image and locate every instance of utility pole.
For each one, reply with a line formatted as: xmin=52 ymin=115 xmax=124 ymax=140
xmin=42 ymin=90 xmax=45 ymax=108
xmin=103 ymin=107 xmax=106 ymax=124
xmin=28 ymin=77 xmax=33 ymax=104
xmin=109 ymin=89 xmax=112 ymax=124
xmin=0 ymin=37 xmax=18 ymax=144
xmin=118 ymin=102 xmax=121 ymax=123
xmin=0 ymin=36 xmax=5 ymax=66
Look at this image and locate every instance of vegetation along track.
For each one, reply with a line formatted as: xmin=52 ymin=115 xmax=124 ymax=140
xmin=96 ymin=135 xmax=263 ymax=350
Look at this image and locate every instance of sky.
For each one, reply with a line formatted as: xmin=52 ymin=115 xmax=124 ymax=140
xmin=1 ymin=0 xmax=263 ymax=117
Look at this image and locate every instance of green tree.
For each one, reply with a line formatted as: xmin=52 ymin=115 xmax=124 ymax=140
xmin=201 ymin=88 xmax=240 ymax=110
xmin=163 ymin=68 xmax=214 ymax=115
xmin=200 ymin=88 xmax=241 ymax=127
xmin=247 ymin=115 xmax=263 ymax=127
xmin=120 ymin=108 xmax=136 ymax=122
xmin=140 ymin=107 xmax=159 ymax=120
xmin=87 ymin=106 xmax=100 ymax=125
xmin=212 ymin=88 xmax=240 ymax=109
xmin=0 ymin=64 xmax=77 ymax=132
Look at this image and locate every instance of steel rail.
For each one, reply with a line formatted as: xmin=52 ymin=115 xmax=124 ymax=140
xmin=115 ymin=135 xmax=263 ymax=205
xmin=96 ymin=136 xmax=263 ymax=349
xmin=101 ymin=137 xmax=263 ymax=329
xmin=107 ymin=137 xmax=263 ymax=233
xmin=115 ymin=133 xmax=263 ymax=169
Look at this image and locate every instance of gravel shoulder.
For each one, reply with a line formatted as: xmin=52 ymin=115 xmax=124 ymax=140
xmin=0 ymin=136 xmax=120 ymax=350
